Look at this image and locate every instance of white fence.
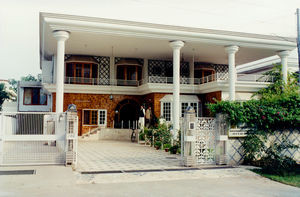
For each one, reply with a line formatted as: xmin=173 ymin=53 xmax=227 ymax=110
xmin=0 ymin=112 xmax=78 ymax=166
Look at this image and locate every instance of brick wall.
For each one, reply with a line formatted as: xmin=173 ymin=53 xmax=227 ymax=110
xmin=52 ymin=93 xmax=142 ymax=135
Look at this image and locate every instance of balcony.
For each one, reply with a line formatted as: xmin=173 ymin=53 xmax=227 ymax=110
xmin=43 ymin=72 xmax=273 ymax=87
xmin=42 ymin=73 xmax=273 ymax=95
xmin=147 ymin=73 xmax=274 ymax=85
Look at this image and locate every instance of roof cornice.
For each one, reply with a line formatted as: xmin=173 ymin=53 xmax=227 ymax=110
xmin=40 ymin=12 xmax=297 ymax=51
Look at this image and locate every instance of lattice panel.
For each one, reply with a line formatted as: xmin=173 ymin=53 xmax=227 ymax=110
xmin=227 ymin=129 xmax=300 ymax=165
xmin=196 ymin=118 xmax=215 ymax=130
xmin=148 ymin=59 xmax=190 ymax=77
xmin=93 ymin=56 xmax=110 ymax=85
xmin=195 ymin=62 xmax=228 ymax=74
xmin=149 ymin=60 xmax=166 ymax=76
xmin=180 ymin=61 xmax=190 ymax=77
xmin=194 ymin=117 xmax=216 ymax=164
xmin=195 ymin=130 xmax=216 ymax=164
xmin=227 ymin=138 xmax=244 ymax=165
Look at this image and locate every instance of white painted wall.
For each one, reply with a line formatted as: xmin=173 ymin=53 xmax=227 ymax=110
xmin=222 ymin=91 xmax=259 ymax=101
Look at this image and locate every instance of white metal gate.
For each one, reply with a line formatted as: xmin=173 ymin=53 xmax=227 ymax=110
xmin=0 ymin=112 xmax=67 ymax=165
xmin=194 ymin=117 xmax=216 ymax=164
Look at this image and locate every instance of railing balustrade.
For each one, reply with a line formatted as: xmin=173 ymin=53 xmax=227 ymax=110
xmin=42 ymin=73 xmax=274 ymax=87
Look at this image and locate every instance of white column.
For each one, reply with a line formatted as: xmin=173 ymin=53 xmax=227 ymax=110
xmin=169 ymin=40 xmax=184 ymax=139
xmin=53 ymin=31 xmax=70 ymax=113
xmin=225 ymin=45 xmax=239 ymax=101
xmin=278 ymin=50 xmax=290 ymax=84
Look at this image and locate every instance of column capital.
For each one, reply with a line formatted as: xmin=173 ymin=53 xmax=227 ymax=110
xmin=169 ymin=40 xmax=185 ymax=49
xmin=53 ymin=30 xmax=70 ymax=41
xmin=225 ymin=45 xmax=239 ymax=54
xmin=277 ymin=50 xmax=290 ymax=58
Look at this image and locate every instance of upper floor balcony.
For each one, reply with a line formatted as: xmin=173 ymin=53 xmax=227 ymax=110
xmin=58 ymin=72 xmax=273 ymax=86
xmin=42 ymin=72 xmax=273 ymax=95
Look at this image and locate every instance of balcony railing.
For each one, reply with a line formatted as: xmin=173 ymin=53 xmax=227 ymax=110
xmin=64 ymin=77 xmax=141 ymax=86
xmin=42 ymin=73 xmax=274 ymax=87
xmin=147 ymin=73 xmax=274 ymax=84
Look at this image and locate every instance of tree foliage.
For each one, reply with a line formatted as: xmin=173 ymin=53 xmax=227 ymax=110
xmin=0 ymin=83 xmax=9 ymax=111
xmin=8 ymin=74 xmax=40 ymax=93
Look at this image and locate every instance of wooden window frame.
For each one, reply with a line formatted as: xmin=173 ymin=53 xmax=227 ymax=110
xmin=82 ymin=109 xmax=107 ymax=127
xmin=65 ymin=63 xmax=98 ymax=84
xmin=23 ymin=87 xmax=48 ymax=106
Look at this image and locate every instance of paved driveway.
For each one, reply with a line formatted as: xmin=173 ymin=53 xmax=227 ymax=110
xmin=76 ymin=140 xmax=182 ymax=172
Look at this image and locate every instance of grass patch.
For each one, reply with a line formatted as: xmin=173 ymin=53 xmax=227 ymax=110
xmin=251 ymin=167 xmax=300 ymax=188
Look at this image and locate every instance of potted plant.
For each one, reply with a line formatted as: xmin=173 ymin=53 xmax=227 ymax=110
xmin=170 ymin=144 xmax=179 ymax=154
xmin=154 ymin=141 xmax=161 ymax=150
xmin=164 ymin=144 xmax=171 ymax=152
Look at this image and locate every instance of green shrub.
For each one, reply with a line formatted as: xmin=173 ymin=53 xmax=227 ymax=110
xmin=170 ymin=144 xmax=179 ymax=154
xmin=207 ymin=65 xmax=299 ymax=174
xmin=154 ymin=141 xmax=161 ymax=149
xmin=259 ymin=141 xmax=298 ymax=175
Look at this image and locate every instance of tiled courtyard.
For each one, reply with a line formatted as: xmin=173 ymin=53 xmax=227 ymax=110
xmin=76 ymin=140 xmax=182 ymax=172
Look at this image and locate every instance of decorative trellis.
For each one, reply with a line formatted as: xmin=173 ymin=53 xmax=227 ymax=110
xmin=194 ymin=118 xmax=216 ymax=164
xmin=93 ymin=56 xmax=110 ymax=85
xmin=148 ymin=59 xmax=190 ymax=78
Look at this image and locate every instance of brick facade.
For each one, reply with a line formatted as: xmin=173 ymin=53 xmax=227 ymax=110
xmin=52 ymin=92 xmax=218 ymax=135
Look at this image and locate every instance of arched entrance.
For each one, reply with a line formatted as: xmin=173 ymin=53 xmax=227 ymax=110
xmin=114 ymin=99 xmax=140 ymax=129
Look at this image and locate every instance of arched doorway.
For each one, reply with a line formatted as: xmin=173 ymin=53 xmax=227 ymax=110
xmin=114 ymin=99 xmax=140 ymax=129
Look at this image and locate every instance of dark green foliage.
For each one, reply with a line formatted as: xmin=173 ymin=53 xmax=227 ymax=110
xmin=0 ymin=83 xmax=9 ymax=111
xmin=207 ymin=65 xmax=299 ymax=173
xmin=170 ymin=144 xmax=179 ymax=154
xmin=259 ymin=140 xmax=298 ymax=175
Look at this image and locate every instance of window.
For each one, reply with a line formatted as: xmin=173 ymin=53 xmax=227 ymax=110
xmin=23 ymin=88 xmax=47 ymax=105
xmin=99 ymin=110 xmax=106 ymax=125
xmin=163 ymin=102 xmax=171 ymax=121
xmin=66 ymin=63 xmax=98 ymax=84
xmin=181 ymin=103 xmax=189 ymax=117
xmin=83 ymin=109 xmax=107 ymax=126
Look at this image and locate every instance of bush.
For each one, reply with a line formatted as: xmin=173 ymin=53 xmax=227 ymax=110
xmin=170 ymin=144 xmax=179 ymax=154
xmin=154 ymin=141 xmax=161 ymax=149
xmin=207 ymin=65 xmax=299 ymax=174
xmin=259 ymin=141 xmax=298 ymax=175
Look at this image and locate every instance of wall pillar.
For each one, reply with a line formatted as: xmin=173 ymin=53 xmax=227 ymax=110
xmin=53 ymin=30 xmax=70 ymax=113
xmin=278 ymin=50 xmax=290 ymax=84
xmin=225 ymin=45 xmax=239 ymax=101
xmin=169 ymin=40 xmax=184 ymax=139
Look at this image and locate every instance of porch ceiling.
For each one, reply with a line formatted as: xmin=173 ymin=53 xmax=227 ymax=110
xmin=41 ymin=12 xmax=297 ymax=65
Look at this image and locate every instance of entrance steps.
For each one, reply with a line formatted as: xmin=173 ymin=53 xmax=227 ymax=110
xmin=80 ymin=128 xmax=138 ymax=141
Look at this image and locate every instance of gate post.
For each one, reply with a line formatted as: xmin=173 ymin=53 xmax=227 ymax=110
xmin=215 ymin=113 xmax=229 ymax=165
xmin=182 ymin=106 xmax=197 ymax=167
xmin=65 ymin=104 xmax=78 ymax=167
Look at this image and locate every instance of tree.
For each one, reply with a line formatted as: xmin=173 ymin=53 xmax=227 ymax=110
xmin=0 ymin=83 xmax=9 ymax=111
xmin=8 ymin=74 xmax=40 ymax=94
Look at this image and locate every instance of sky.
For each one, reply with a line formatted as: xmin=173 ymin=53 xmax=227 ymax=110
xmin=0 ymin=0 xmax=299 ymax=80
